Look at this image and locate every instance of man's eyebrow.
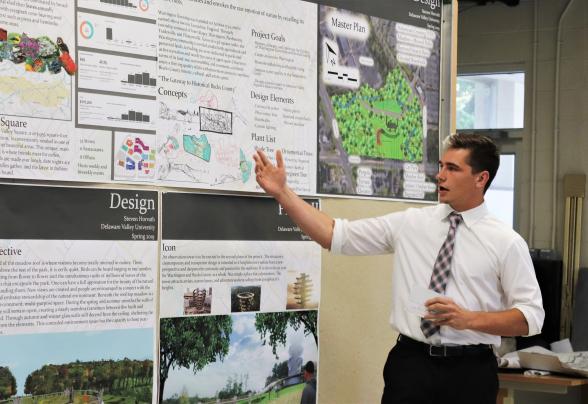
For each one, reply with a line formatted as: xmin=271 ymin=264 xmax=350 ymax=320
xmin=439 ymin=161 xmax=461 ymax=169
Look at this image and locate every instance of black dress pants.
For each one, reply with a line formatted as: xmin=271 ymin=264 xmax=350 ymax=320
xmin=382 ymin=336 xmax=498 ymax=404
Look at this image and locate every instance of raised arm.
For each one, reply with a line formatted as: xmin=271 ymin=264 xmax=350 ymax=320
xmin=253 ymin=149 xmax=334 ymax=249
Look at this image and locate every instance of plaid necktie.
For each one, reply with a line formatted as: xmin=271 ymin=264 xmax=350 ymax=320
xmin=420 ymin=212 xmax=463 ymax=338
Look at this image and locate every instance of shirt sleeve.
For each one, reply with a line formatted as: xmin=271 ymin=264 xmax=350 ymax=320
xmin=330 ymin=211 xmax=407 ymax=256
xmin=499 ymin=236 xmax=545 ymax=336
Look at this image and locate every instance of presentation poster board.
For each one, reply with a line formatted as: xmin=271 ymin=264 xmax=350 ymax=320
xmin=0 ymin=0 xmax=318 ymax=195
xmin=159 ymin=193 xmax=320 ymax=403
xmin=1 ymin=0 xmax=443 ymax=202
xmin=0 ymin=1 xmax=112 ymax=182
xmin=0 ymin=184 xmax=158 ymax=403
xmin=156 ymin=0 xmax=318 ymax=195
xmin=317 ymin=2 xmax=441 ymax=200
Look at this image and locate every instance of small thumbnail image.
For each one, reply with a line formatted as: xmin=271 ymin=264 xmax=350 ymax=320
xmin=183 ymin=287 xmax=212 ymax=315
xmin=287 ymin=270 xmax=318 ymax=310
xmin=230 ymin=285 xmax=261 ymax=313
xmin=114 ymin=132 xmax=156 ymax=180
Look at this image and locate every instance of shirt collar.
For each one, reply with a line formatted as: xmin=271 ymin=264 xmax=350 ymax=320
xmin=436 ymin=202 xmax=489 ymax=228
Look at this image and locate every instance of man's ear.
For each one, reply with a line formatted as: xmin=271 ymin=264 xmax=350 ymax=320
xmin=476 ymin=171 xmax=490 ymax=190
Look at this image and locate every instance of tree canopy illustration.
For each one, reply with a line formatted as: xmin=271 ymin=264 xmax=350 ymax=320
xmin=159 ymin=316 xmax=232 ymax=403
xmin=255 ymin=311 xmax=318 ymax=357
xmin=0 ymin=367 xmax=16 ymax=399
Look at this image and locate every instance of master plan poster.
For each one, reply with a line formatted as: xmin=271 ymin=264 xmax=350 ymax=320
xmin=317 ymin=3 xmax=442 ymax=200
xmin=159 ymin=193 xmax=320 ymax=403
xmin=156 ymin=0 xmax=317 ymax=194
xmin=0 ymin=184 xmax=158 ymax=403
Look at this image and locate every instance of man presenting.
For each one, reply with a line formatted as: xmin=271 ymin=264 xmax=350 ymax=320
xmin=253 ymin=133 xmax=544 ymax=404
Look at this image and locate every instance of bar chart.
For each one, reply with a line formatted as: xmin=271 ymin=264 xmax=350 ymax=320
xmin=100 ymin=0 xmax=139 ymax=8
xmin=77 ymin=0 xmax=156 ymax=19
xmin=121 ymin=72 xmax=156 ymax=87
xmin=78 ymin=51 xmax=157 ymax=97
xmin=78 ymin=92 xmax=156 ymax=132
xmin=120 ymin=110 xmax=151 ymax=122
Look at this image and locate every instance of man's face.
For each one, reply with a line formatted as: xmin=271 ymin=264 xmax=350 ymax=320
xmin=436 ymin=148 xmax=486 ymax=211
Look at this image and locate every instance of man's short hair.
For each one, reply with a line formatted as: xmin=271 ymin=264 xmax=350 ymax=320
xmin=443 ymin=133 xmax=499 ymax=193
xmin=303 ymin=361 xmax=315 ymax=374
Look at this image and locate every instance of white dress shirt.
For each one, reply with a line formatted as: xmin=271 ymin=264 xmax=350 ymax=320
xmin=331 ymin=202 xmax=544 ymax=346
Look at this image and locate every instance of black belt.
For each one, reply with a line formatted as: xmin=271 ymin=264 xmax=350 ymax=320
xmin=397 ymin=334 xmax=493 ymax=357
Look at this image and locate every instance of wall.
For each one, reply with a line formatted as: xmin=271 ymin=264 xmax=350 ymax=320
xmin=318 ymin=198 xmax=417 ymax=404
xmin=315 ymin=1 xmax=588 ymax=403
xmin=458 ymin=0 xmax=588 ymax=265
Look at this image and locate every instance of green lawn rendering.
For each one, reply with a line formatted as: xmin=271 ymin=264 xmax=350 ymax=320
xmin=331 ymin=67 xmax=424 ymax=162
xmin=237 ymin=382 xmax=304 ymax=404
xmin=5 ymin=359 xmax=153 ymax=404
xmin=14 ymin=395 xmax=71 ymax=404
xmin=10 ymin=390 xmax=149 ymax=404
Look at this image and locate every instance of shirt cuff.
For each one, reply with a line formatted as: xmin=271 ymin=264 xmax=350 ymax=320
xmin=513 ymin=305 xmax=543 ymax=337
xmin=330 ymin=218 xmax=346 ymax=255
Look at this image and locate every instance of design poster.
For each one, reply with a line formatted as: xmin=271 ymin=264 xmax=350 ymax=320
xmin=0 ymin=184 xmax=158 ymax=403
xmin=159 ymin=193 xmax=320 ymax=403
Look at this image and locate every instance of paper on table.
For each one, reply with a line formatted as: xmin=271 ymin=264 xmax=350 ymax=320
xmin=518 ymin=347 xmax=588 ymax=377
xmin=518 ymin=350 xmax=569 ymax=374
xmin=497 ymin=346 xmax=553 ymax=368
xmin=406 ymin=286 xmax=442 ymax=317
xmin=550 ymin=338 xmax=574 ymax=353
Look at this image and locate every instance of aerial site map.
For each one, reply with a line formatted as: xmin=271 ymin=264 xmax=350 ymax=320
xmin=317 ymin=4 xmax=441 ymax=200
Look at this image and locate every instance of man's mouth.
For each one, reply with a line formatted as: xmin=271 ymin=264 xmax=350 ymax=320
xmin=439 ymin=186 xmax=449 ymax=192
